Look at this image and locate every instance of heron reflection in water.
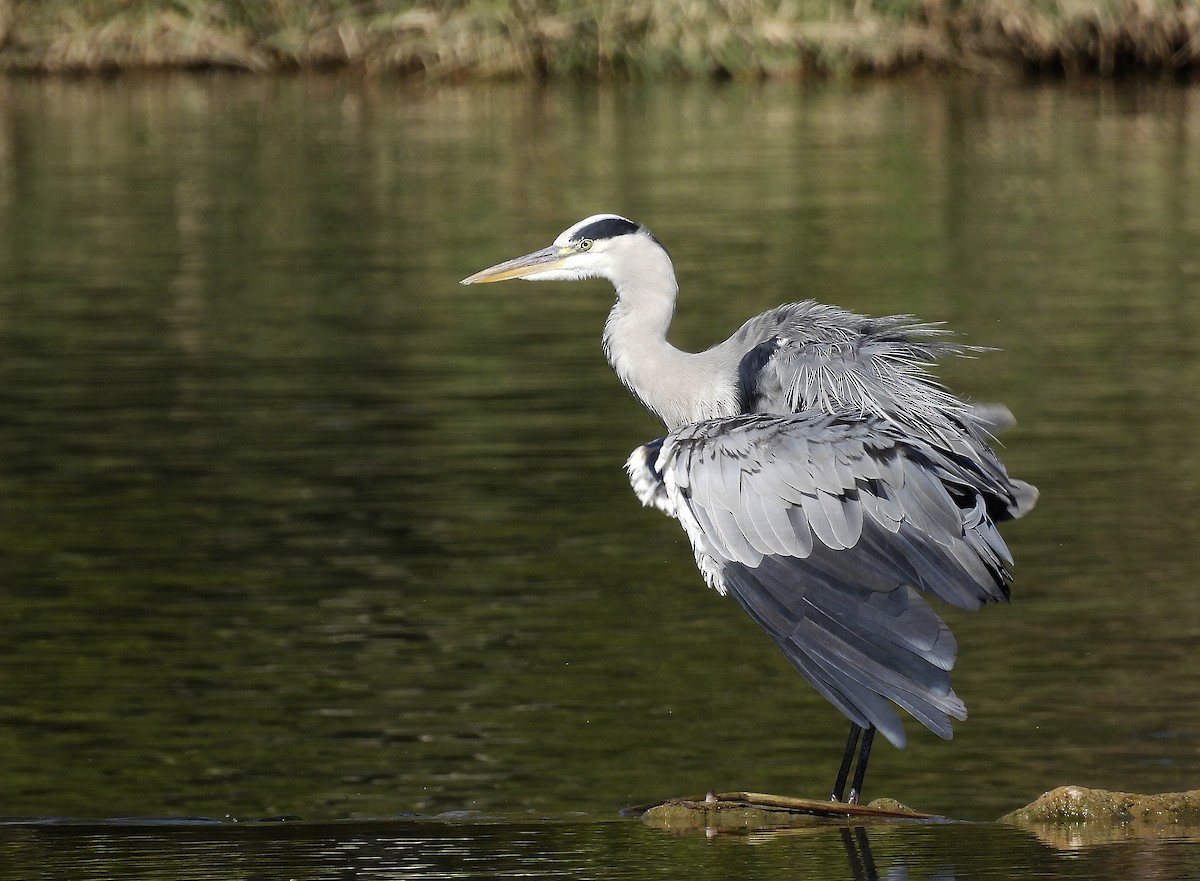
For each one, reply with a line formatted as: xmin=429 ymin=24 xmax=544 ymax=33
xmin=462 ymin=215 xmax=1037 ymax=803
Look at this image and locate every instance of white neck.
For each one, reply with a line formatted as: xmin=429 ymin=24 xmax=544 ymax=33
xmin=600 ymin=238 xmax=731 ymax=429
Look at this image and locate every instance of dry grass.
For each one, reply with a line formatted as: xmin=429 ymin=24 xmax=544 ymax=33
xmin=0 ymin=0 xmax=1196 ymax=77
xmin=956 ymin=0 xmax=1200 ymax=75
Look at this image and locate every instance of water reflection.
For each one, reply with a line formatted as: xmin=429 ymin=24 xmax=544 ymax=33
xmin=2 ymin=816 xmax=1198 ymax=881
xmin=841 ymin=826 xmax=885 ymax=881
xmin=0 ymin=76 xmax=1198 ymax=829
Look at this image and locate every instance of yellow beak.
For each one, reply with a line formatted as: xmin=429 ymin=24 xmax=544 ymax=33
xmin=460 ymin=246 xmax=571 ymax=285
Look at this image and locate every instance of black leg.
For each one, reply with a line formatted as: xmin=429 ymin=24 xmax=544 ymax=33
xmin=847 ymin=726 xmax=876 ymax=804
xmin=831 ymin=723 xmax=862 ymax=802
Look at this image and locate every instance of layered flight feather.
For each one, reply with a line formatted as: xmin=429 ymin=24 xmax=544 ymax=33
xmin=627 ymin=412 xmax=1033 ymax=747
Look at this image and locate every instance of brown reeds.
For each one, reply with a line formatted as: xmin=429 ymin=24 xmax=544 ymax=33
xmin=0 ymin=0 xmax=1196 ymax=77
xmin=953 ymin=0 xmax=1200 ymax=75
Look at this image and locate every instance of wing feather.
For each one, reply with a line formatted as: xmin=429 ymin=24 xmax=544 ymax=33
xmin=625 ymin=409 xmax=1033 ymax=746
xmin=784 ymin=505 xmax=817 ymax=557
xmin=800 ymin=490 xmax=840 ymax=550
xmin=745 ymin=485 xmax=799 ymax=556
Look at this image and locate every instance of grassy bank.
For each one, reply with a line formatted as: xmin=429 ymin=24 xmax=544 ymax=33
xmin=0 ymin=0 xmax=1197 ymax=78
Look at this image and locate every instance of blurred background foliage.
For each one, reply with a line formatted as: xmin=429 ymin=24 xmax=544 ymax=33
xmin=0 ymin=0 xmax=1197 ymax=77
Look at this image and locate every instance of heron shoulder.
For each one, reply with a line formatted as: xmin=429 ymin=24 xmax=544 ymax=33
xmin=721 ymin=301 xmax=972 ymax=432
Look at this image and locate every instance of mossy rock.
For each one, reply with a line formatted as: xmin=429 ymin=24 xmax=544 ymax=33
xmin=637 ymin=791 xmax=936 ymax=832
xmin=999 ymin=785 xmax=1200 ymax=846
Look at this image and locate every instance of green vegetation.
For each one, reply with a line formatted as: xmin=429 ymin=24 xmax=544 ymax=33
xmin=0 ymin=0 xmax=1196 ymax=78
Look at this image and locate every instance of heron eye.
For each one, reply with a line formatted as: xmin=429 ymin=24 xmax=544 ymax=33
xmin=578 ymin=239 xmax=593 ymax=251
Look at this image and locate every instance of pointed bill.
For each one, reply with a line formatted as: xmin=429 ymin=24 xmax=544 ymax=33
xmin=460 ymin=246 xmax=570 ymax=285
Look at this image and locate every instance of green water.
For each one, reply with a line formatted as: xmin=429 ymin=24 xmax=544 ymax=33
xmin=0 ymin=74 xmax=1198 ymax=875
xmin=4 ymin=817 xmax=1198 ymax=881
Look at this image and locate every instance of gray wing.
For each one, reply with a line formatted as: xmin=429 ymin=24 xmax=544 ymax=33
xmin=626 ymin=412 xmax=1036 ymax=748
xmin=730 ymin=302 xmax=969 ymax=426
xmin=729 ymin=301 xmax=1038 ymax=520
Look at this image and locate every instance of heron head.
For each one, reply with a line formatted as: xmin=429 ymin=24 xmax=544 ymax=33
xmin=460 ymin=214 xmax=657 ymax=285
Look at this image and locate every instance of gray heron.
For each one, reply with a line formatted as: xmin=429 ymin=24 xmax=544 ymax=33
xmin=461 ymin=214 xmax=1037 ymax=803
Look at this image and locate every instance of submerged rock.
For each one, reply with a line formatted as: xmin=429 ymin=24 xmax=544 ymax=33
xmin=637 ymin=792 xmax=937 ymax=832
xmin=636 ymin=785 xmax=1200 ymax=839
xmin=999 ymin=785 xmax=1200 ymax=846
